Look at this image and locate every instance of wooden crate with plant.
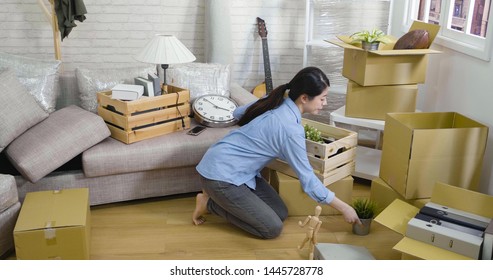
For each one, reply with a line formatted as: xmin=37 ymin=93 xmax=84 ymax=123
xmin=267 ymin=118 xmax=357 ymax=186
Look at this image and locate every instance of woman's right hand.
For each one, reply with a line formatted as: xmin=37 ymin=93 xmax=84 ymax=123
xmin=329 ymin=197 xmax=362 ymax=225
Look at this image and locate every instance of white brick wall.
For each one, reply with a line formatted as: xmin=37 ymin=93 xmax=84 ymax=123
xmin=0 ymin=0 xmax=309 ymax=92
xmin=0 ymin=0 xmax=388 ymax=92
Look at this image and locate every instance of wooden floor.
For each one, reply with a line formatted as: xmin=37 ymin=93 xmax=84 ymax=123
xmin=6 ymin=179 xmax=403 ymax=260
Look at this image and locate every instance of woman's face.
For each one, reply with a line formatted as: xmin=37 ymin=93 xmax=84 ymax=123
xmin=301 ymin=87 xmax=328 ymax=115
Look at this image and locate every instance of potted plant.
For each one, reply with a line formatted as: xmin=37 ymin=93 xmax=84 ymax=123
xmin=304 ymin=124 xmax=334 ymax=144
xmin=351 ymin=198 xmax=378 ymax=235
xmin=349 ymin=28 xmax=392 ymax=50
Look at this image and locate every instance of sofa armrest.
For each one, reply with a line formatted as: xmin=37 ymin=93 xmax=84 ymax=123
xmin=230 ymin=83 xmax=258 ymax=106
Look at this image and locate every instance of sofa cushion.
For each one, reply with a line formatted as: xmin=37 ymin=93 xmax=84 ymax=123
xmin=82 ymin=120 xmax=235 ymax=177
xmin=0 ymin=174 xmax=18 ymax=213
xmin=0 ymin=68 xmax=49 ymax=152
xmin=5 ymin=105 xmax=110 ymax=183
xmin=0 ymin=52 xmax=61 ymax=113
xmin=167 ymin=62 xmax=231 ymax=102
xmin=76 ymin=65 xmax=155 ymax=113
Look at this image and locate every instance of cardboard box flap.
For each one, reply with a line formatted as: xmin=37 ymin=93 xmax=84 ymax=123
xmin=409 ymin=20 xmax=441 ymax=46
xmin=431 ymin=182 xmax=493 ymax=218
xmin=394 ymin=237 xmax=472 ymax=260
xmin=374 ymin=199 xmax=419 ymax=235
xmin=327 ymin=20 xmax=442 ymax=56
xmin=14 ymin=189 xmax=89 ymax=232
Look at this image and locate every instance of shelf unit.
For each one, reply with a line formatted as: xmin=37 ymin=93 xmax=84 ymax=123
xmin=330 ymin=106 xmax=384 ymax=180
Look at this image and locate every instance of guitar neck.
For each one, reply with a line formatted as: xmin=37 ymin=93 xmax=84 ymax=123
xmin=261 ymin=38 xmax=274 ymax=94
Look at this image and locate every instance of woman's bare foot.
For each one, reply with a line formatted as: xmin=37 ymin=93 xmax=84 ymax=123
xmin=192 ymin=192 xmax=209 ymax=225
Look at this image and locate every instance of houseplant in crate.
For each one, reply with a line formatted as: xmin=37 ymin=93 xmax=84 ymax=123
xmin=350 ymin=28 xmax=392 ymax=50
xmin=352 ymin=198 xmax=378 ymax=235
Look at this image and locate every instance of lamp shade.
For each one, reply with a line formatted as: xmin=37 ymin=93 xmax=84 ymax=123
xmin=134 ymin=34 xmax=196 ymax=65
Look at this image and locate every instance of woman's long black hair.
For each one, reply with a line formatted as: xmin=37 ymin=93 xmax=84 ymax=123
xmin=238 ymin=66 xmax=330 ymax=126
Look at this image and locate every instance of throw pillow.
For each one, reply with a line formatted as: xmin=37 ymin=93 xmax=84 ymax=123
xmin=76 ymin=65 xmax=156 ymax=113
xmin=167 ymin=62 xmax=231 ymax=102
xmin=5 ymin=105 xmax=110 ymax=183
xmin=0 ymin=52 xmax=61 ymax=113
xmin=0 ymin=68 xmax=49 ymax=152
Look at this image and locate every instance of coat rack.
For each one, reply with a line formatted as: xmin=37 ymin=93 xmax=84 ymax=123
xmin=37 ymin=0 xmax=62 ymax=60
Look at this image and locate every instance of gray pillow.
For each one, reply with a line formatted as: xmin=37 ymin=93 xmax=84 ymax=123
xmin=0 ymin=52 xmax=61 ymax=113
xmin=5 ymin=105 xmax=110 ymax=183
xmin=0 ymin=68 xmax=49 ymax=152
xmin=76 ymin=65 xmax=155 ymax=112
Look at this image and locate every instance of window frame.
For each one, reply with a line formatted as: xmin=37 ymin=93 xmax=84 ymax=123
xmin=403 ymin=0 xmax=493 ymax=61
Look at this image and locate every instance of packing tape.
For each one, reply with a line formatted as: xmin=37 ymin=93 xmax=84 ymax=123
xmin=44 ymin=221 xmax=56 ymax=240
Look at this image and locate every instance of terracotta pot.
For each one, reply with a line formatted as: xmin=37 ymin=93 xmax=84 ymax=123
xmin=352 ymin=218 xmax=372 ymax=235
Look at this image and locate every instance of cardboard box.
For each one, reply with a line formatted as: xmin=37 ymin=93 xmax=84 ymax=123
xmin=267 ymin=118 xmax=357 ymax=186
xmin=375 ymin=182 xmax=493 ymax=260
xmin=370 ymin=177 xmax=429 ymax=215
xmin=379 ymin=112 xmax=488 ymax=199
xmin=328 ymin=21 xmax=441 ymax=86
xmin=13 ymin=188 xmax=91 ymax=260
xmin=97 ymin=85 xmax=191 ymax=144
xmin=270 ymin=171 xmax=353 ymax=216
xmin=345 ymin=81 xmax=418 ymax=120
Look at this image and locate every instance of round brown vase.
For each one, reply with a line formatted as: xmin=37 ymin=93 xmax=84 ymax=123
xmin=352 ymin=218 xmax=372 ymax=236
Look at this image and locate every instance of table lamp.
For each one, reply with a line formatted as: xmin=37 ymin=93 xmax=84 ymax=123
xmin=134 ymin=34 xmax=196 ymax=87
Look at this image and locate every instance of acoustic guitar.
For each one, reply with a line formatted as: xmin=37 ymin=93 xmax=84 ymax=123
xmin=252 ymin=17 xmax=274 ymax=98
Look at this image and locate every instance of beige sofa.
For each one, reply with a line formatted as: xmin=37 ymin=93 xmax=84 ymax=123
xmin=0 ymin=64 xmax=256 ymax=257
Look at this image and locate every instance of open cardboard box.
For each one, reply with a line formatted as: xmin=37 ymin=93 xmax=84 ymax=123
xmin=327 ymin=21 xmax=441 ymax=86
xmin=375 ymin=182 xmax=493 ymax=260
xmin=380 ymin=112 xmax=488 ymax=199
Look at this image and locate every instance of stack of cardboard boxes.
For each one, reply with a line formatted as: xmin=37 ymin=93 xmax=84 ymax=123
xmin=328 ymin=21 xmax=493 ymax=259
xmin=329 ymin=21 xmax=441 ymax=121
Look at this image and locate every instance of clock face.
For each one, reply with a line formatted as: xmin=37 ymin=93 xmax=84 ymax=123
xmin=192 ymin=95 xmax=238 ymax=127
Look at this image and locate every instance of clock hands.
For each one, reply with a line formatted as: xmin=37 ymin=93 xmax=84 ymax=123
xmin=203 ymin=98 xmax=233 ymax=112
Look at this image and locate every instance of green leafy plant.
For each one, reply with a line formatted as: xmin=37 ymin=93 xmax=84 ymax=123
xmin=352 ymin=198 xmax=378 ymax=219
xmin=304 ymin=124 xmax=324 ymax=143
xmin=350 ymin=28 xmax=392 ymax=44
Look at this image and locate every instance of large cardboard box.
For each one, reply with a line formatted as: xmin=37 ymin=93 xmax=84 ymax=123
xmin=13 ymin=188 xmax=91 ymax=260
xmin=328 ymin=21 xmax=441 ymax=86
xmin=267 ymin=118 xmax=357 ymax=186
xmin=375 ymin=182 xmax=493 ymax=260
xmin=345 ymin=81 xmax=418 ymax=120
xmin=379 ymin=112 xmax=488 ymax=199
xmin=270 ymin=171 xmax=353 ymax=216
xmin=370 ymin=177 xmax=429 ymax=215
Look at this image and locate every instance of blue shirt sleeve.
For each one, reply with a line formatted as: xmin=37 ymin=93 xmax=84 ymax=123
xmin=280 ymin=130 xmax=335 ymax=205
xmin=233 ymin=100 xmax=257 ymax=120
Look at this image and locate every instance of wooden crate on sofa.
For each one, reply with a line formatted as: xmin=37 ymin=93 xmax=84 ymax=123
xmin=267 ymin=118 xmax=357 ymax=186
xmin=97 ymin=85 xmax=191 ymax=144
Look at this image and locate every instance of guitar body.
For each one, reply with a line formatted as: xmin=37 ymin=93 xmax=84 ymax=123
xmin=252 ymin=82 xmax=267 ymax=98
xmin=253 ymin=17 xmax=273 ymax=98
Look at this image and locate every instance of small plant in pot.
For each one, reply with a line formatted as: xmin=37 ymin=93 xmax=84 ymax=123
xmin=351 ymin=198 xmax=378 ymax=236
xmin=349 ymin=28 xmax=392 ymax=50
xmin=304 ymin=124 xmax=334 ymax=144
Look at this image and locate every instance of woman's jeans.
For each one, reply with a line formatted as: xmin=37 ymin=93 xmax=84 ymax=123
xmin=200 ymin=175 xmax=288 ymax=239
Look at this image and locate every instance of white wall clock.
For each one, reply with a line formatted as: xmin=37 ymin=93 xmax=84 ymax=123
xmin=192 ymin=95 xmax=239 ymax=127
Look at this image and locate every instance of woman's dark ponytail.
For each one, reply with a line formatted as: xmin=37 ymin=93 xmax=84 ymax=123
xmin=238 ymin=67 xmax=329 ymax=126
xmin=237 ymin=83 xmax=290 ymax=126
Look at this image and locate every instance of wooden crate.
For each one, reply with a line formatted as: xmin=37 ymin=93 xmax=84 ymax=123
xmin=267 ymin=118 xmax=357 ymax=186
xmin=97 ymin=85 xmax=191 ymax=144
